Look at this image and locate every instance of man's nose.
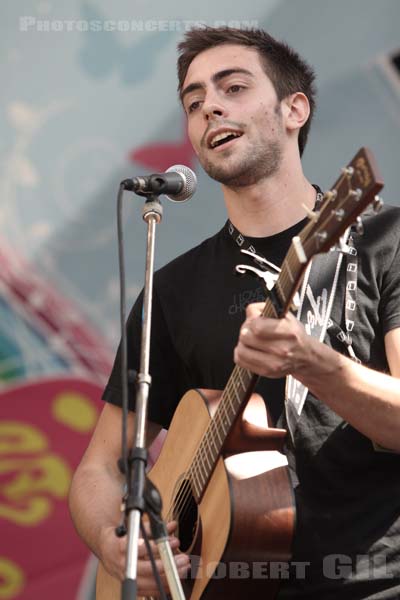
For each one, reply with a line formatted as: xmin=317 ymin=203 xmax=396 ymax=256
xmin=202 ymin=93 xmax=228 ymax=120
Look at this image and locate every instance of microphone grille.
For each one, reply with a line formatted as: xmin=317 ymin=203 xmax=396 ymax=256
xmin=165 ymin=164 xmax=197 ymax=202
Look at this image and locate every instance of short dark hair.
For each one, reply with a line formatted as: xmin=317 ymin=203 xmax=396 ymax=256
xmin=177 ymin=27 xmax=317 ymax=156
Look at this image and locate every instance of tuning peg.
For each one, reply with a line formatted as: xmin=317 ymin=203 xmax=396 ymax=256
xmin=342 ymin=166 xmax=354 ymax=178
xmin=350 ymin=188 xmax=362 ymax=201
xmin=373 ymin=195 xmax=384 ymax=213
xmin=301 ymin=203 xmax=319 ymax=223
xmin=334 ymin=208 xmax=345 ymax=222
xmin=316 ymin=231 xmax=328 ymax=246
xmin=323 ymin=189 xmax=337 ymax=203
xmin=355 ymin=216 xmax=364 ymax=235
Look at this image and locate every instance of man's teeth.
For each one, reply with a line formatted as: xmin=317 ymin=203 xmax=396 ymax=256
xmin=210 ymin=131 xmax=242 ymax=148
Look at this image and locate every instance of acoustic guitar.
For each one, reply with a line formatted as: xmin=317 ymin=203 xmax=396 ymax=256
xmin=96 ymin=147 xmax=383 ymax=599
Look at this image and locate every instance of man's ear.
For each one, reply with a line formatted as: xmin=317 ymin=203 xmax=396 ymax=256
xmin=282 ymin=92 xmax=310 ymax=132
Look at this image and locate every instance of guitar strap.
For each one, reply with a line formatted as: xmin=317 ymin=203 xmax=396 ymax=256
xmin=284 ymin=239 xmax=345 ymax=439
xmin=226 ymin=186 xmax=360 ymax=441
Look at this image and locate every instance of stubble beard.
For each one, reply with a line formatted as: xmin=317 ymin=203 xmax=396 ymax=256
xmin=200 ymin=138 xmax=283 ymax=188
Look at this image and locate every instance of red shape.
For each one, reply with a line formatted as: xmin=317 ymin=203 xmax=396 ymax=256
xmin=129 ymin=126 xmax=196 ymax=172
xmin=0 ymin=377 xmax=104 ymax=600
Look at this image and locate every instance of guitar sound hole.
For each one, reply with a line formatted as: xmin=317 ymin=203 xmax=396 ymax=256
xmin=172 ymin=478 xmax=198 ymax=553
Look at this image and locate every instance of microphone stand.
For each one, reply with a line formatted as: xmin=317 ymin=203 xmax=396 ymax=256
xmin=118 ymin=189 xmax=186 ymax=600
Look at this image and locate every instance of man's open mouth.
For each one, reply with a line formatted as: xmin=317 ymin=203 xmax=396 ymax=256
xmin=208 ymin=130 xmax=243 ymax=149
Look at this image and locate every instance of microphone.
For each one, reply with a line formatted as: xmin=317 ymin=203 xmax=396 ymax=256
xmin=122 ymin=164 xmax=197 ymax=202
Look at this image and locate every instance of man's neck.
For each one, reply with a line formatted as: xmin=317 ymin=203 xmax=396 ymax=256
xmin=222 ymin=161 xmax=316 ymax=238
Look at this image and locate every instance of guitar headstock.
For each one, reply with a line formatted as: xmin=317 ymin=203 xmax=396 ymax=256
xmin=300 ymin=147 xmax=384 ymax=261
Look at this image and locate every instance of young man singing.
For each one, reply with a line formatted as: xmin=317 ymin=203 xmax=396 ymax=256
xmin=69 ymin=27 xmax=400 ymax=598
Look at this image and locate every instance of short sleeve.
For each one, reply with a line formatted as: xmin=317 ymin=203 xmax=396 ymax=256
xmin=102 ymin=287 xmax=185 ymax=429
xmin=379 ymin=236 xmax=400 ymax=335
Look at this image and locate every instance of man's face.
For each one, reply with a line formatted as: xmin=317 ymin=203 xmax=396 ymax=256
xmin=181 ymin=44 xmax=286 ymax=187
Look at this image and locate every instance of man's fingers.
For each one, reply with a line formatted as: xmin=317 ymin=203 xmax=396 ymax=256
xmin=245 ymin=302 xmax=265 ymax=319
xmin=166 ymin=520 xmax=178 ymax=534
xmin=133 ymin=519 xmax=188 ymax=595
xmin=141 ymin=518 xmax=177 ymax=533
xmin=240 ymin=313 xmax=302 ymax=346
xmin=138 ymin=562 xmax=190 ymax=597
xmin=138 ymin=553 xmax=190 ymax=577
xmin=137 ymin=535 xmax=180 ymax=559
xmin=138 ymin=519 xmax=178 ymax=559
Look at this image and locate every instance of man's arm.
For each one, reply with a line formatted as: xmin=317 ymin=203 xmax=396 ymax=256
xmin=234 ymin=304 xmax=400 ymax=452
xmin=68 ymin=403 xmax=189 ymax=594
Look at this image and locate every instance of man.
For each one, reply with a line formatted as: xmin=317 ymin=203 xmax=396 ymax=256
xmin=69 ymin=27 xmax=400 ymax=598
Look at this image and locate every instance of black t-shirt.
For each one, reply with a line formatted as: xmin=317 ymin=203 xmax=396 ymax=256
xmin=103 ymin=204 xmax=400 ymax=599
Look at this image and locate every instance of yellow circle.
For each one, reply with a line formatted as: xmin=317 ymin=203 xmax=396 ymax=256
xmin=52 ymin=392 xmax=98 ymax=432
xmin=0 ymin=557 xmax=25 ymax=599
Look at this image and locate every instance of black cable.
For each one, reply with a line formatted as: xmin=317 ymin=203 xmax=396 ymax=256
xmin=117 ymin=182 xmax=129 ymax=479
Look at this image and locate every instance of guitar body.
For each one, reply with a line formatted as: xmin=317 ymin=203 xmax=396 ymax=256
xmin=96 ymin=388 xmax=295 ymax=599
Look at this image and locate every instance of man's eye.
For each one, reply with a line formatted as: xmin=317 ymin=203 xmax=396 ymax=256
xmin=188 ymin=101 xmax=201 ymax=113
xmin=227 ymin=84 xmax=244 ymax=93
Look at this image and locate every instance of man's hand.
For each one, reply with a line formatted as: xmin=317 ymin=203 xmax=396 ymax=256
xmin=234 ymin=303 xmax=314 ymax=378
xmin=99 ymin=520 xmax=190 ymax=596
